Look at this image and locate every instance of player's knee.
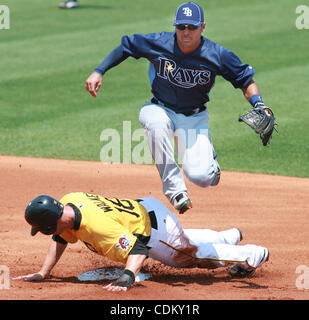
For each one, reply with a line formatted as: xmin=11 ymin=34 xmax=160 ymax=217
xmin=139 ymin=105 xmax=173 ymax=132
xmin=184 ymin=168 xmax=220 ymax=188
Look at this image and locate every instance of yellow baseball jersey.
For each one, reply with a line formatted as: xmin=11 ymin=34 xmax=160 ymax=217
xmin=58 ymin=192 xmax=151 ymax=263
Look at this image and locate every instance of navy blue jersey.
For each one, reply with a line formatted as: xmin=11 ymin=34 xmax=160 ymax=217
xmin=95 ymin=32 xmax=255 ymax=113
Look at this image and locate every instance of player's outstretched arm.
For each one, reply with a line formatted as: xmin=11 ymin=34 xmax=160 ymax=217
xmin=85 ymin=45 xmax=131 ymax=98
xmin=13 ymin=238 xmax=67 ymax=282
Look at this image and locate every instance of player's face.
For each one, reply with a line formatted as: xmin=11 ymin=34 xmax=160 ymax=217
xmin=175 ymin=22 xmax=206 ymax=53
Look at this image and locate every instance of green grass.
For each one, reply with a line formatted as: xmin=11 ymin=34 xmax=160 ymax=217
xmin=1 ymin=0 xmax=309 ymax=177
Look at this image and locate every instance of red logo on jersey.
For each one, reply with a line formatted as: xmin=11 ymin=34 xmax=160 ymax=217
xmin=115 ymin=233 xmax=133 ymax=251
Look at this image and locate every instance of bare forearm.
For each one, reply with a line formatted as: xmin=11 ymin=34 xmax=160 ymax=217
xmin=125 ymin=254 xmax=147 ymax=277
xmin=241 ymin=80 xmax=261 ymax=101
xmin=13 ymin=239 xmax=67 ymax=282
xmin=40 ymin=239 xmax=67 ymax=277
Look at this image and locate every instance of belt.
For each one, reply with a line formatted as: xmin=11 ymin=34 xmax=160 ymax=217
xmin=136 ymin=198 xmax=158 ymax=230
xmin=135 ymin=199 xmax=158 ymax=249
xmin=151 ymin=97 xmax=206 ymax=117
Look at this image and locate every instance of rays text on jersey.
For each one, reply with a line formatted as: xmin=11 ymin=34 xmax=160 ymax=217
xmin=157 ymin=57 xmax=211 ymax=88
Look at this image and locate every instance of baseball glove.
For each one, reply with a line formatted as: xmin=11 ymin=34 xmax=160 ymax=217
xmin=238 ymin=106 xmax=276 ymax=146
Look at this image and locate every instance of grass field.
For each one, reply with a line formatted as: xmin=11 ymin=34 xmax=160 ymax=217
xmin=1 ymin=0 xmax=309 ymax=177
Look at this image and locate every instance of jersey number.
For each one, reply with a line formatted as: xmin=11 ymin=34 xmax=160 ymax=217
xmin=106 ymin=198 xmax=140 ymax=217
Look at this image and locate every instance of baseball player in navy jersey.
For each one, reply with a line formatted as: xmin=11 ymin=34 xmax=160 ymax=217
xmin=85 ymin=2 xmax=270 ymax=214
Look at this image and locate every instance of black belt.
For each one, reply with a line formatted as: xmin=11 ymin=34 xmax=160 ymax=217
xmin=136 ymin=199 xmax=158 ymax=230
xmin=151 ymin=97 xmax=206 ymax=117
xmin=135 ymin=199 xmax=158 ymax=249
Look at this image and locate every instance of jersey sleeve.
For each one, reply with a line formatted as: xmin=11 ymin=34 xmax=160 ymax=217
xmin=94 ymin=45 xmax=130 ymax=75
xmin=121 ymin=32 xmax=165 ymax=59
xmin=129 ymin=238 xmax=149 ymax=256
xmin=120 ymin=34 xmax=143 ymax=59
xmin=93 ymin=34 xmax=148 ymax=75
xmin=94 ymin=32 xmax=165 ymax=75
xmin=219 ymin=47 xmax=255 ymax=88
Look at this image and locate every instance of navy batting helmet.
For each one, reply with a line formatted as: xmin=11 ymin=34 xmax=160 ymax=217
xmin=25 ymin=195 xmax=64 ymax=236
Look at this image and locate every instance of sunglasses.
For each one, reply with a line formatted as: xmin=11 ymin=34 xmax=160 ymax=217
xmin=176 ymin=24 xmax=199 ymax=31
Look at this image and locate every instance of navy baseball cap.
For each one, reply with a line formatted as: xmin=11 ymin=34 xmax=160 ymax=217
xmin=174 ymin=2 xmax=204 ymax=26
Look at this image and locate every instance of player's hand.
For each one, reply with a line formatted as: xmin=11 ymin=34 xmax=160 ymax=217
xmin=85 ymin=72 xmax=103 ymax=98
xmin=103 ymin=282 xmax=128 ymax=292
xmin=12 ymin=272 xmax=46 ymax=282
xmin=103 ymin=272 xmax=135 ymax=292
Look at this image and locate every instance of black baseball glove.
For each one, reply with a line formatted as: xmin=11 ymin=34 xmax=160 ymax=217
xmin=238 ymin=106 xmax=277 ymax=146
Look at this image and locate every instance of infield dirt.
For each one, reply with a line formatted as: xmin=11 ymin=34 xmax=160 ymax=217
xmin=1 ymin=156 xmax=309 ymax=300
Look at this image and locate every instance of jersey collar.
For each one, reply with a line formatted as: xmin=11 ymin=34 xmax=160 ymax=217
xmin=67 ymin=203 xmax=82 ymax=230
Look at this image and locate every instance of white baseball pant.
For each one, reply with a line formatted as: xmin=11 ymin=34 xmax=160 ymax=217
xmin=139 ymin=197 xmax=268 ymax=270
xmin=139 ymin=101 xmax=220 ymax=202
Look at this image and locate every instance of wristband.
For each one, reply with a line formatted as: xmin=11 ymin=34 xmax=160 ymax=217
xmin=249 ymin=94 xmax=265 ymax=108
xmin=123 ymin=269 xmax=135 ymax=283
xmin=111 ymin=269 xmax=135 ymax=288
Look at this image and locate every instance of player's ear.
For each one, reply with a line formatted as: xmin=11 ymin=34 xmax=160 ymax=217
xmin=201 ymin=22 xmax=206 ymax=32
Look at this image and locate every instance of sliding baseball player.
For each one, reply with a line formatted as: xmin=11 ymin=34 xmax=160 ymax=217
xmin=14 ymin=192 xmax=269 ymax=291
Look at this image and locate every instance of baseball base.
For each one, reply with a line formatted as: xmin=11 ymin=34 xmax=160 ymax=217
xmin=78 ymin=267 xmax=152 ymax=282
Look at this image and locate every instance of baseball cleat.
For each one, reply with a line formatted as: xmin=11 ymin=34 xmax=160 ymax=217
xmin=58 ymin=1 xmax=79 ymax=9
xmin=228 ymin=265 xmax=255 ymax=278
xmin=228 ymin=248 xmax=269 ymax=278
xmin=172 ymin=192 xmax=192 ymax=214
